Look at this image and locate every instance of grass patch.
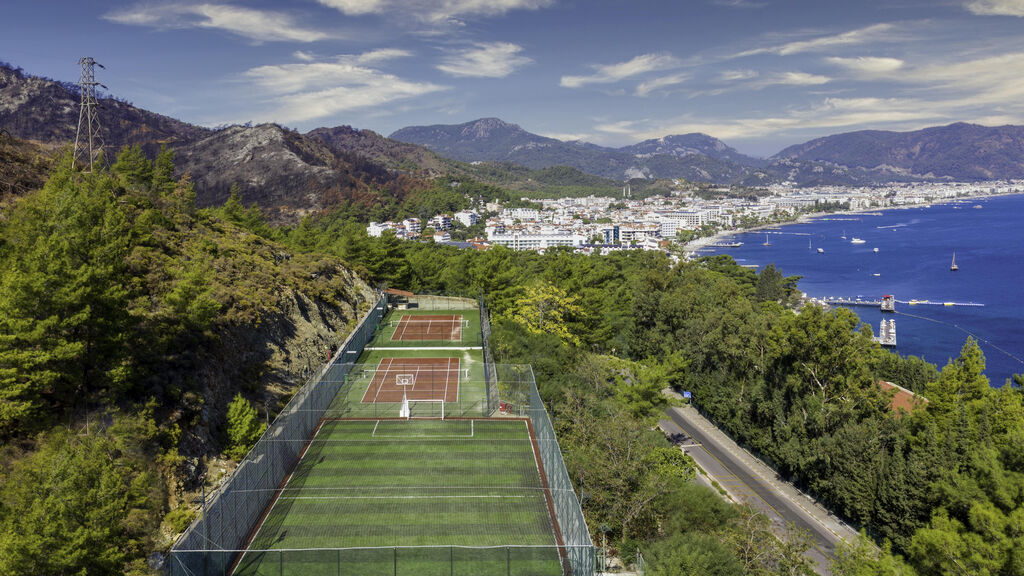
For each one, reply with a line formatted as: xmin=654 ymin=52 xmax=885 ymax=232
xmin=236 ymin=419 xmax=562 ymax=576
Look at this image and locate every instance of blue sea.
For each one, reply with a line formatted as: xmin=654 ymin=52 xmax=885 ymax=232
xmin=699 ymin=194 xmax=1024 ymax=386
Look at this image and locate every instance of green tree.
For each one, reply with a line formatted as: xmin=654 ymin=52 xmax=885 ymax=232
xmin=226 ymin=393 xmax=266 ymax=459
xmin=832 ymin=531 xmax=917 ymax=576
xmin=511 ymin=281 xmax=583 ymax=345
xmin=0 ymin=415 xmax=164 ymax=575
xmin=0 ymin=153 xmax=132 ymax=436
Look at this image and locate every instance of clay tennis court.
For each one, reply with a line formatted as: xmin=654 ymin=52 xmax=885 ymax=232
xmin=360 ymin=357 xmax=461 ymax=403
xmin=390 ymin=314 xmax=465 ymax=341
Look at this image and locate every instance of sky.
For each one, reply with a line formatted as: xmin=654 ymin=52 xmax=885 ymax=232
xmin=4 ymin=0 xmax=1024 ymax=156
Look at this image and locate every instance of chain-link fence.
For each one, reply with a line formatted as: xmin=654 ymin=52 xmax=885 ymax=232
xmin=170 ymin=293 xmax=388 ymax=575
xmin=525 ymin=365 xmax=595 ymax=576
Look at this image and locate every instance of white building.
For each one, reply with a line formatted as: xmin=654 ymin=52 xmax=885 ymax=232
xmin=454 ymin=210 xmax=480 ymax=227
xmin=367 ymin=222 xmax=391 ymax=237
xmin=506 ymin=208 xmax=542 ymax=222
xmin=433 ymin=231 xmax=451 ymax=243
xmin=486 ymin=228 xmax=587 ymax=251
xmin=618 ymin=223 xmax=661 ymax=244
xmin=402 ymin=218 xmax=421 ymax=234
xmin=427 ymin=214 xmax=453 ymax=230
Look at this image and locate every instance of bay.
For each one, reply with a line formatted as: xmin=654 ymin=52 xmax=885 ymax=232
xmin=699 ymin=193 xmax=1024 ymax=386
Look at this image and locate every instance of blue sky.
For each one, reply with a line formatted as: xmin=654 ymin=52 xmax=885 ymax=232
xmin=5 ymin=0 xmax=1024 ymax=156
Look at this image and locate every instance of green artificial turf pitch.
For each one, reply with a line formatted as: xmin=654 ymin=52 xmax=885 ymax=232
xmin=234 ymin=419 xmax=563 ymax=576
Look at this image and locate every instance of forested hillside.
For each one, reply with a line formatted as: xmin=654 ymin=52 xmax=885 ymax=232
xmin=0 ymin=149 xmax=373 ymax=574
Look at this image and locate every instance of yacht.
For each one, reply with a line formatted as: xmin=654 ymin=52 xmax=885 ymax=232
xmin=950 ymin=252 xmax=958 ymax=271
xmin=873 ymin=247 xmax=879 ymax=253
xmin=851 ymin=238 xmax=866 ymax=244
xmin=817 ymin=248 xmax=824 ymax=254
xmin=762 ymin=233 xmax=771 ymax=246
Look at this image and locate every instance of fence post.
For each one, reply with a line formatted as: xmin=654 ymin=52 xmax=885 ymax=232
xmin=506 ymin=546 xmax=511 ymax=576
xmin=393 ymin=547 xmax=397 ymax=576
xmin=279 ymin=550 xmax=283 ymax=576
xmin=450 ymin=546 xmax=454 ymax=576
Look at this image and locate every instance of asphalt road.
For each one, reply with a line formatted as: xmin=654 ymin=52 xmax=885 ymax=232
xmin=663 ymin=406 xmax=845 ymax=574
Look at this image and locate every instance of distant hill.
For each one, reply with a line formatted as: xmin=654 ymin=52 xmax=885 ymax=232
xmin=0 ymin=62 xmax=209 ymax=152
xmin=174 ymin=123 xmax=434 ymax=223
xmin=0 ymin=63 xmax=438 ymax=224
xmin=306 ymin=125 xmax=450 ymax=175
xmin=773 ymin=123 xmax=1024 ymax=180
xmin=391 ymin=118 xmax=756 ymax=183
xmin=621 ymin=133 xmax=767 ymax=168
xmin=393 ymin=117 xmax=1024 ymax=186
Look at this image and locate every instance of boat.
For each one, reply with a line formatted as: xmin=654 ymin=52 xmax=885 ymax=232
xmin=873 ymin=273 xmax=881 ymax=277
xmin=851 ymin=238 xmax=866 ymax=244
xmin=950 ymin=251 xmax=958 ymax=271
xmin=762 ymin=233 xmax=771 ymax=246
xmin=973 ymin=205 xmax=983 ymax=209
xmin=944 ymin=302 xmax=955 ymax=306
xmin=808 ymin=239 xmax=812 ymax=250
xmin=841 ymin=230 xmax=847 ymax=240
xmin=873 ymin=247 xmax=879 ymax=253
xmin=817 ymin=248 xmax=825 ymax=254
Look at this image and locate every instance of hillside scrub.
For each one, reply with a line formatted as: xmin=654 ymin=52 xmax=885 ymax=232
xmin=0 ymin=148 xmax=371 ymax=574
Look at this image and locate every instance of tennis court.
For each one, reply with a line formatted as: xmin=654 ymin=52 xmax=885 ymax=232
xmin=360 ymin=357 xmax=462 ymax=403
xmin=235 ymin=419 xmax=564 ymax=576
xmin=371 ymin=308 xmax=482 ymax=349
xmin=391 ymin=314 xmax=466 ymax=342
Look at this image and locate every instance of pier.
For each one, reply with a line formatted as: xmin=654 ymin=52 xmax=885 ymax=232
xmin=821 ymin=297 xmax=983 ymax=309
xmin=875 ymin=319 xmax=897 ymax=347
xmin=881 ymin=295 xmax=895 ymax=312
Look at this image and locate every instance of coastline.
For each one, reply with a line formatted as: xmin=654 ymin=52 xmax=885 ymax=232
xmin=683 ymin=191 xmax=1022 ymax=256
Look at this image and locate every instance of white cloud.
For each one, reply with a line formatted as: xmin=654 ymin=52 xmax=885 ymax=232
xmin=104 ymin=3 xmax=327 ymax=43
xmin=737 ymin=23 xmax=895 ymax=57
xmin=293 ymin=51 xmax=317 ymax=62
xmin=635 ymin=73 xmax=689 ymax=97
xmin=712 ymin=0 xmax=767 ymax=7
xmin=537 ymin=132 xmax=593 ymax=142
xmin=241 ymin=52 xmax=445 ymax=123
xmin=317 ymin=0 xmax=552 ymax=23
xmin=718 ymin=69 xmax=759 ymax=82
xmin=594 ymin=120 xmax=641 ymax=134
xmin=826 ymin=56 xmax=904 ymax=74
xmin=605 ymin=97 xmax=941 ymax=144
xmin=768 ymin=72 xmax=831 ymax=86
xmin=437 ymin=42 xmax=531 ymax=78
xmin=560 ymin=53 xmax=679 ymax=89
xmin=355 ymin=48 xmax=414 ymax=64
xmin=965 ymin=0 xmax=1024 ymax=16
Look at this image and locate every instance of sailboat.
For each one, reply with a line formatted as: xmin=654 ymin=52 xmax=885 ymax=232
xmin=763 ymin=233 xmax=771 ymax=246
xmin=841 ymin=229 xmax=847 ymax=240
xmin=950 ymin=251 xmax=958 ymax=271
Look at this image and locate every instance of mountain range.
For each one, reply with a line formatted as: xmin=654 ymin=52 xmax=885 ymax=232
xmin=393 ymin=118 xmax=1024 ymax=185
xmin=5 ymin=61 xmax=1024 ymax=222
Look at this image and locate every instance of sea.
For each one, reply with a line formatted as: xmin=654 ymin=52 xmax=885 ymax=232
xmin=697 ymin=193 xmax=1024 ymax=386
